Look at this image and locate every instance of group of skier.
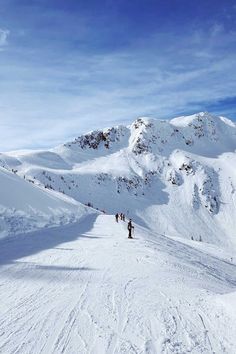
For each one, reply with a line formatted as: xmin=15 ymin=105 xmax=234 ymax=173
xmin=115 ymin=213 xmax=125 ymax=222
xmin=115 ymin=212 xmax=134 ymax=239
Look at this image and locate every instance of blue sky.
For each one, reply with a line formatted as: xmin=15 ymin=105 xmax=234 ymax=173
xmin=0 ymin=0 xmax=236 ymax=151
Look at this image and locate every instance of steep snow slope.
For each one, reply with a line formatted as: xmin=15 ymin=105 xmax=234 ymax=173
xmin=1 ymin=112 xmax=236 ymax=250
xmin=0 ymin=167 xmax=96 ymax=238
xmin=0 ymin=215 xmax=235 ymax=353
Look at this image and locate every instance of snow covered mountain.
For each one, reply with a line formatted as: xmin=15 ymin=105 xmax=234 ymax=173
xmin=1 ymin=111 xmax=236 ymax=354
xmin=1 ymin=111 xmax=236 ymax=250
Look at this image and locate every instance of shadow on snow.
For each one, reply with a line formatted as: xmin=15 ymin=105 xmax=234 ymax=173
xmin=0 ymin=214 xmax=99 ymax=266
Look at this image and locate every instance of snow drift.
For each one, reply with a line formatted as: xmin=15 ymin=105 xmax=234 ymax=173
xmin=0 ymin=166 xmax=95 ymax=238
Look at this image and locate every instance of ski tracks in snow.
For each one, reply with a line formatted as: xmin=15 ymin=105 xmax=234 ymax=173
xmin=0 ymin=215 xmax=236 ymax=353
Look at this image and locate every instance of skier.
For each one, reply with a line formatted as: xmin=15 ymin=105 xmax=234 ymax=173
xmin=123 ymin=214 xmax=125 ymax=222
xmin=115 ymin=213 xmax=119 ymax=222
xmin=127 ymin=219 xmax=134 ymax=238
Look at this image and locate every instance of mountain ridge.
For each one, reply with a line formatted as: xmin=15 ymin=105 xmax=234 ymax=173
xmin=1 ymin=111 xmax=236 ymax=249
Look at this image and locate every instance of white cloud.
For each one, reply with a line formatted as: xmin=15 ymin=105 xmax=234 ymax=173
xmin=210 ymin=23 xmax=224 ymax=37
xmin=0 ymin=23 xmax=235 ymax=151
xmin=0 ymin=29 xmax=10 ymax=46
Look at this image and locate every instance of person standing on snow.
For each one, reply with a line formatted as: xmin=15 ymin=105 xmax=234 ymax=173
xmin=127 ymin=219 xmax=134 ymax=238
xmin=115 ymin=213 xmax=119 ymax=222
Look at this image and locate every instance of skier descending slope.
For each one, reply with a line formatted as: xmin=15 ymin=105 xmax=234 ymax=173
xmin=128 ymin=218 xmax=134 ymax=238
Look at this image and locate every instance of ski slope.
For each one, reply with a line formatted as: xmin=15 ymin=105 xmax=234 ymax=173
xmin=0 ymin=214 xmax=235 ymax=354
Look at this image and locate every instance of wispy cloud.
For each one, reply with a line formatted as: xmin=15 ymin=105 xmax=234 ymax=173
xmin=210 ymin=23 xmax=224 ymax=37
xmin=0 ymin=28 xmax=10 ymax=47
xmin=0 ymin=1 xmax=236 ymax=151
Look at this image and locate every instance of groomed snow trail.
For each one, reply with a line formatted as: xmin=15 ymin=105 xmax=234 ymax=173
xmin=0 ymin=215 xmax=236 ymax=354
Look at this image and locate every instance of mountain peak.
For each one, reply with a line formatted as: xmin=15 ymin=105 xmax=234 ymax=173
xmin=1 ymin=111 xmax=236 ymax=251
xmin=170 ymin=111 xmax=214 ymax=126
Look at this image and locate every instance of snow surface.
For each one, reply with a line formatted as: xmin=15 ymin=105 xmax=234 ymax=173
xmin=1 ymin=112 xmax=236 ymax=353
xmin=0 ymin=166 xmax=96 ymax=238
xmin=0 ymin=215 xmax=235 ymax=353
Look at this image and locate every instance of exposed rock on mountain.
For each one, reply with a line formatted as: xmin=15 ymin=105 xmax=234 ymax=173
xmin=1 ymin=112 xmax=236 ymax=249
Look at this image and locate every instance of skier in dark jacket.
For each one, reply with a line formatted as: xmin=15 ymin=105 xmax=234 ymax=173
xmin=115 ymin=213 xmax=119 ymax=222
xmin=127 ymin=219 xmax=134 ymax=238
